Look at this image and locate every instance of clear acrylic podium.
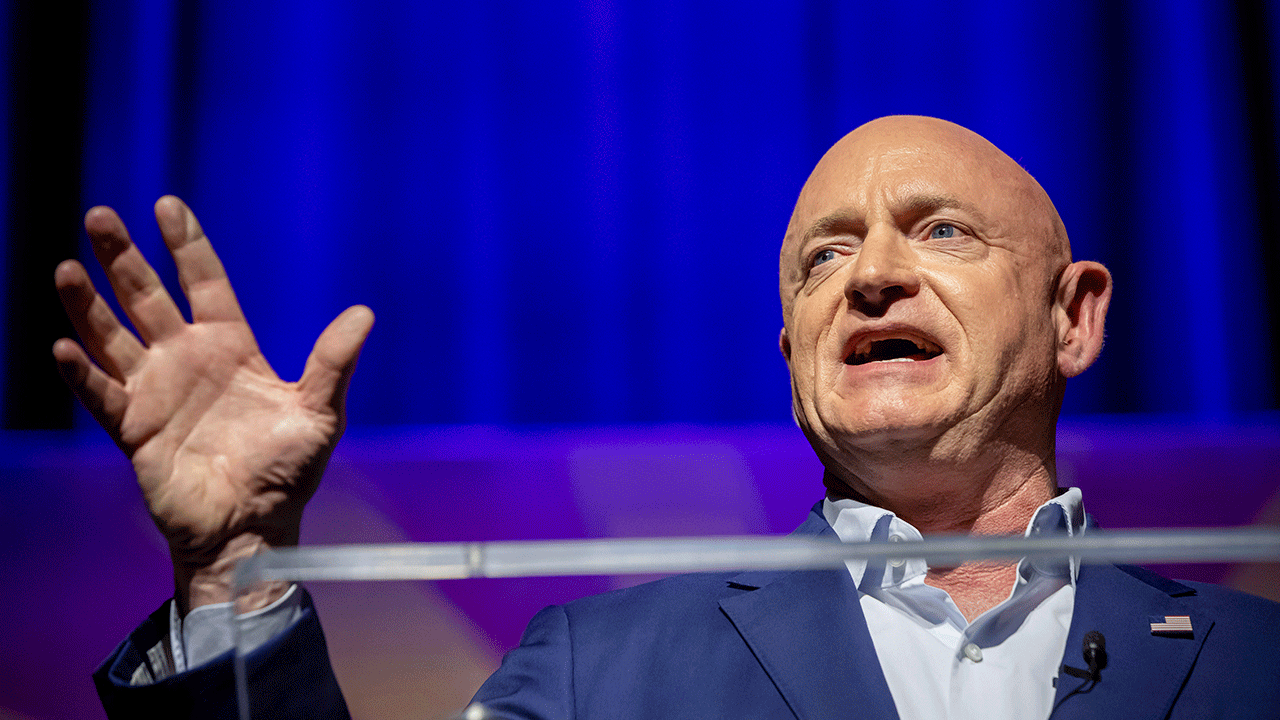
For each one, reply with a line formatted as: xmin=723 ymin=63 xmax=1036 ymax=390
xmin=232 ymin=529 xmax=1280 ymax=719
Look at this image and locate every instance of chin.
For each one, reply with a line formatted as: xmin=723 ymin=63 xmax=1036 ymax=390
xmin=827 ymin=387 xmax=955 ymax=430
xmin=816 ymin=410 xmax=953 ymax=452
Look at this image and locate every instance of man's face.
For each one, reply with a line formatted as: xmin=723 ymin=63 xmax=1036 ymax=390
xmin=780 ymin=117 xmax=1069 ymax=465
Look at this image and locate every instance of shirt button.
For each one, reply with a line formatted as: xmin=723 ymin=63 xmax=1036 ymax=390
xmin=963 ymin=643 xmax=983 ymax=663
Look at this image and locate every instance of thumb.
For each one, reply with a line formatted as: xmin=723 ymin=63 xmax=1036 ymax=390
xmin=298 ymin=305 xmax=375 ymax=414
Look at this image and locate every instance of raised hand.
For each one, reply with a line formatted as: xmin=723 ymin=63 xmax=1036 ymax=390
xmin=53 ymin=196 xmax=373 ymax=613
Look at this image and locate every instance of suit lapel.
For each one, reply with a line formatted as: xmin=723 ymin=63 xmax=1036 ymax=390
xmin=718 ymin=510 xmax=899 ymax=720
xmin=725 ymin=505 xmax=1217 ymax=720
xmin=1051 ymin=564 xmax=1213 ymax=720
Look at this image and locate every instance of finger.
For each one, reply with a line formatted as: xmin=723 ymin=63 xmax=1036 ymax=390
xmin=52 ymin=338 xmax=130 ymax=443
xmin=298 ymin=305 xmax=375 ymax=415
xmin=153 ymin=196 xmax=248 ymax=324
xmin=54 ymin=259 xmax=146 ymax=379
xmin=85 ymin=205 xmax=188 ymax=343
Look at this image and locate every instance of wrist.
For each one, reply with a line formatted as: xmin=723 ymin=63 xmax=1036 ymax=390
xmin=173 ymin=532 xmax=294 ymax=616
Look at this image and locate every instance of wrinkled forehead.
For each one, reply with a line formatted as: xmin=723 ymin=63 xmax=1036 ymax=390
xmin=778 ymin=119 xmax=1068 ymax=315
xmin=786 ymin=129 xmax=1036 ymax=248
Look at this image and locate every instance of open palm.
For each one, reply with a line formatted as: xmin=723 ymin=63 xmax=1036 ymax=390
xmin=53 ymin=196 xmax=373 ymax=610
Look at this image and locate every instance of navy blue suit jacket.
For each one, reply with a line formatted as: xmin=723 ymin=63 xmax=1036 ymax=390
xmin=96 ymin=504 xmax=1280 ymax=719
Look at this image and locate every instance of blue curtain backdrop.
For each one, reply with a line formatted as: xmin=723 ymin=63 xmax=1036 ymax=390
xmin=6 ymin=0 xmax=1280 ymax=426
xmin=4 ymin=5 xmax=1280 ymax=717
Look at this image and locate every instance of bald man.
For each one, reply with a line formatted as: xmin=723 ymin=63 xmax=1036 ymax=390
xmin=780 ymin=116 xmax=1108 ymax=622
xmin=75 ymin=117 xmax=1280 ymax=719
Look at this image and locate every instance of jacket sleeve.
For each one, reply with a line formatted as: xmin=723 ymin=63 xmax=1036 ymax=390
xmin=93 ymin=589 xmax=350 ymax=720
xmin=470 ymin=605 xmax=575 ymax=720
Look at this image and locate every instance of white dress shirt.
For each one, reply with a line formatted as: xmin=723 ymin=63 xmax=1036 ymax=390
xmin=823 ymin=487 xmax=1086 ymax=720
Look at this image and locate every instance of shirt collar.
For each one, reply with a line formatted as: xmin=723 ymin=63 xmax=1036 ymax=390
xmin=822 ymin=487 xmax=1086 ymax=590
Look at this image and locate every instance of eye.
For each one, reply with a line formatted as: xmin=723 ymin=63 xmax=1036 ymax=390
xmin=810 ymin=248 xmax=837 ymax=268
xmin=929 ymin=223 xmax=957 ymax=239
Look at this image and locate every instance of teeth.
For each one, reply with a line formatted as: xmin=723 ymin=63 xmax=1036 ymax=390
xmin=855 ymin=336 xmax=931 ymax=356
xmin=847 ymin=333 xmax=943 ymax=365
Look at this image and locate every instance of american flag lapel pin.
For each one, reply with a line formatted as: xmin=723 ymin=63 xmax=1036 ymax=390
xmin=1149 ymin=615 xmax=1193 ymax=637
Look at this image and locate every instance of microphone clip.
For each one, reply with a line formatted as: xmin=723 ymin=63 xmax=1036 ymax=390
xmin=1062 ymin=630 xmax=1107 ymax=683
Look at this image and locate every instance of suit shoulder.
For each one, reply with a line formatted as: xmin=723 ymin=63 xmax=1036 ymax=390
xmin=1109 ymin=564 xmax=1280 ymax=619
xmin=1158 ymin=577 xmax=1280 ymax=654
xmin=1177 ymin=579 xmax=1280 ymax=617
xmin=562 ymin=570 xmax=745 ymax=618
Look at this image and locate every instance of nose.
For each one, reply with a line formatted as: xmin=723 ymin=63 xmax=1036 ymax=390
xmin=845 ymin=228 xmax=919 ymax=316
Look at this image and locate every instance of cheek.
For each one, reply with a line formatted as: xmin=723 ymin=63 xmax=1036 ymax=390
xmin=937 ymin=264 xmax=1023 ymax=308
xmin=934 ymin=268 xmax=1042 ymax=364
xmin=787 ymin=322 xmax=839 ymax=397
xmin=787 ymin=326 xmax=822 ymax=379
xmin=986 ymin=300 xmax=1058 ymax=381
xmin=791 ymin=294 xmax=841 ymax=352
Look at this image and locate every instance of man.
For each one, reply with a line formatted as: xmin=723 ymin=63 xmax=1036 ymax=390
xmin=63 ymin=116 xmax=1280 ymax=718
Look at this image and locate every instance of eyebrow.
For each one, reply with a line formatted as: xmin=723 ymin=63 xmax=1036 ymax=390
xmin=896 ymin=193 xmax=989 ymax=225
xmin=797 ymin=193 xmax=990 ymax=248
xmin=797 ymin=212 xmax=863 ymax=248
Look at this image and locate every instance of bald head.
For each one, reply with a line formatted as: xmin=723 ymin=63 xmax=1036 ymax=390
xmin=780 ymin=116 xmax=1070 ymax=320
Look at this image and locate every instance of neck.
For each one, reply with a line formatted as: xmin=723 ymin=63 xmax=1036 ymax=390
xmin=823 ymin=440 xmax=1057 ymax=536
xmin=822 ymin=439 xmax=1059 ymax=622
xmin=927 ymin=563 xmax=1021 ymax=622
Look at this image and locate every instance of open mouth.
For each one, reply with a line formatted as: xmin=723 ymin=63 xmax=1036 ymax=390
xmin=845 ymin=334 xmax=944 ymax=366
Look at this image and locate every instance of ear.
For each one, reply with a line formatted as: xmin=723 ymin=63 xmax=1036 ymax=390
xmin=779 ymin=327 xmax=792 ymax=363
xmin=1054 ymin=260 xmax=1112 ymax=378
